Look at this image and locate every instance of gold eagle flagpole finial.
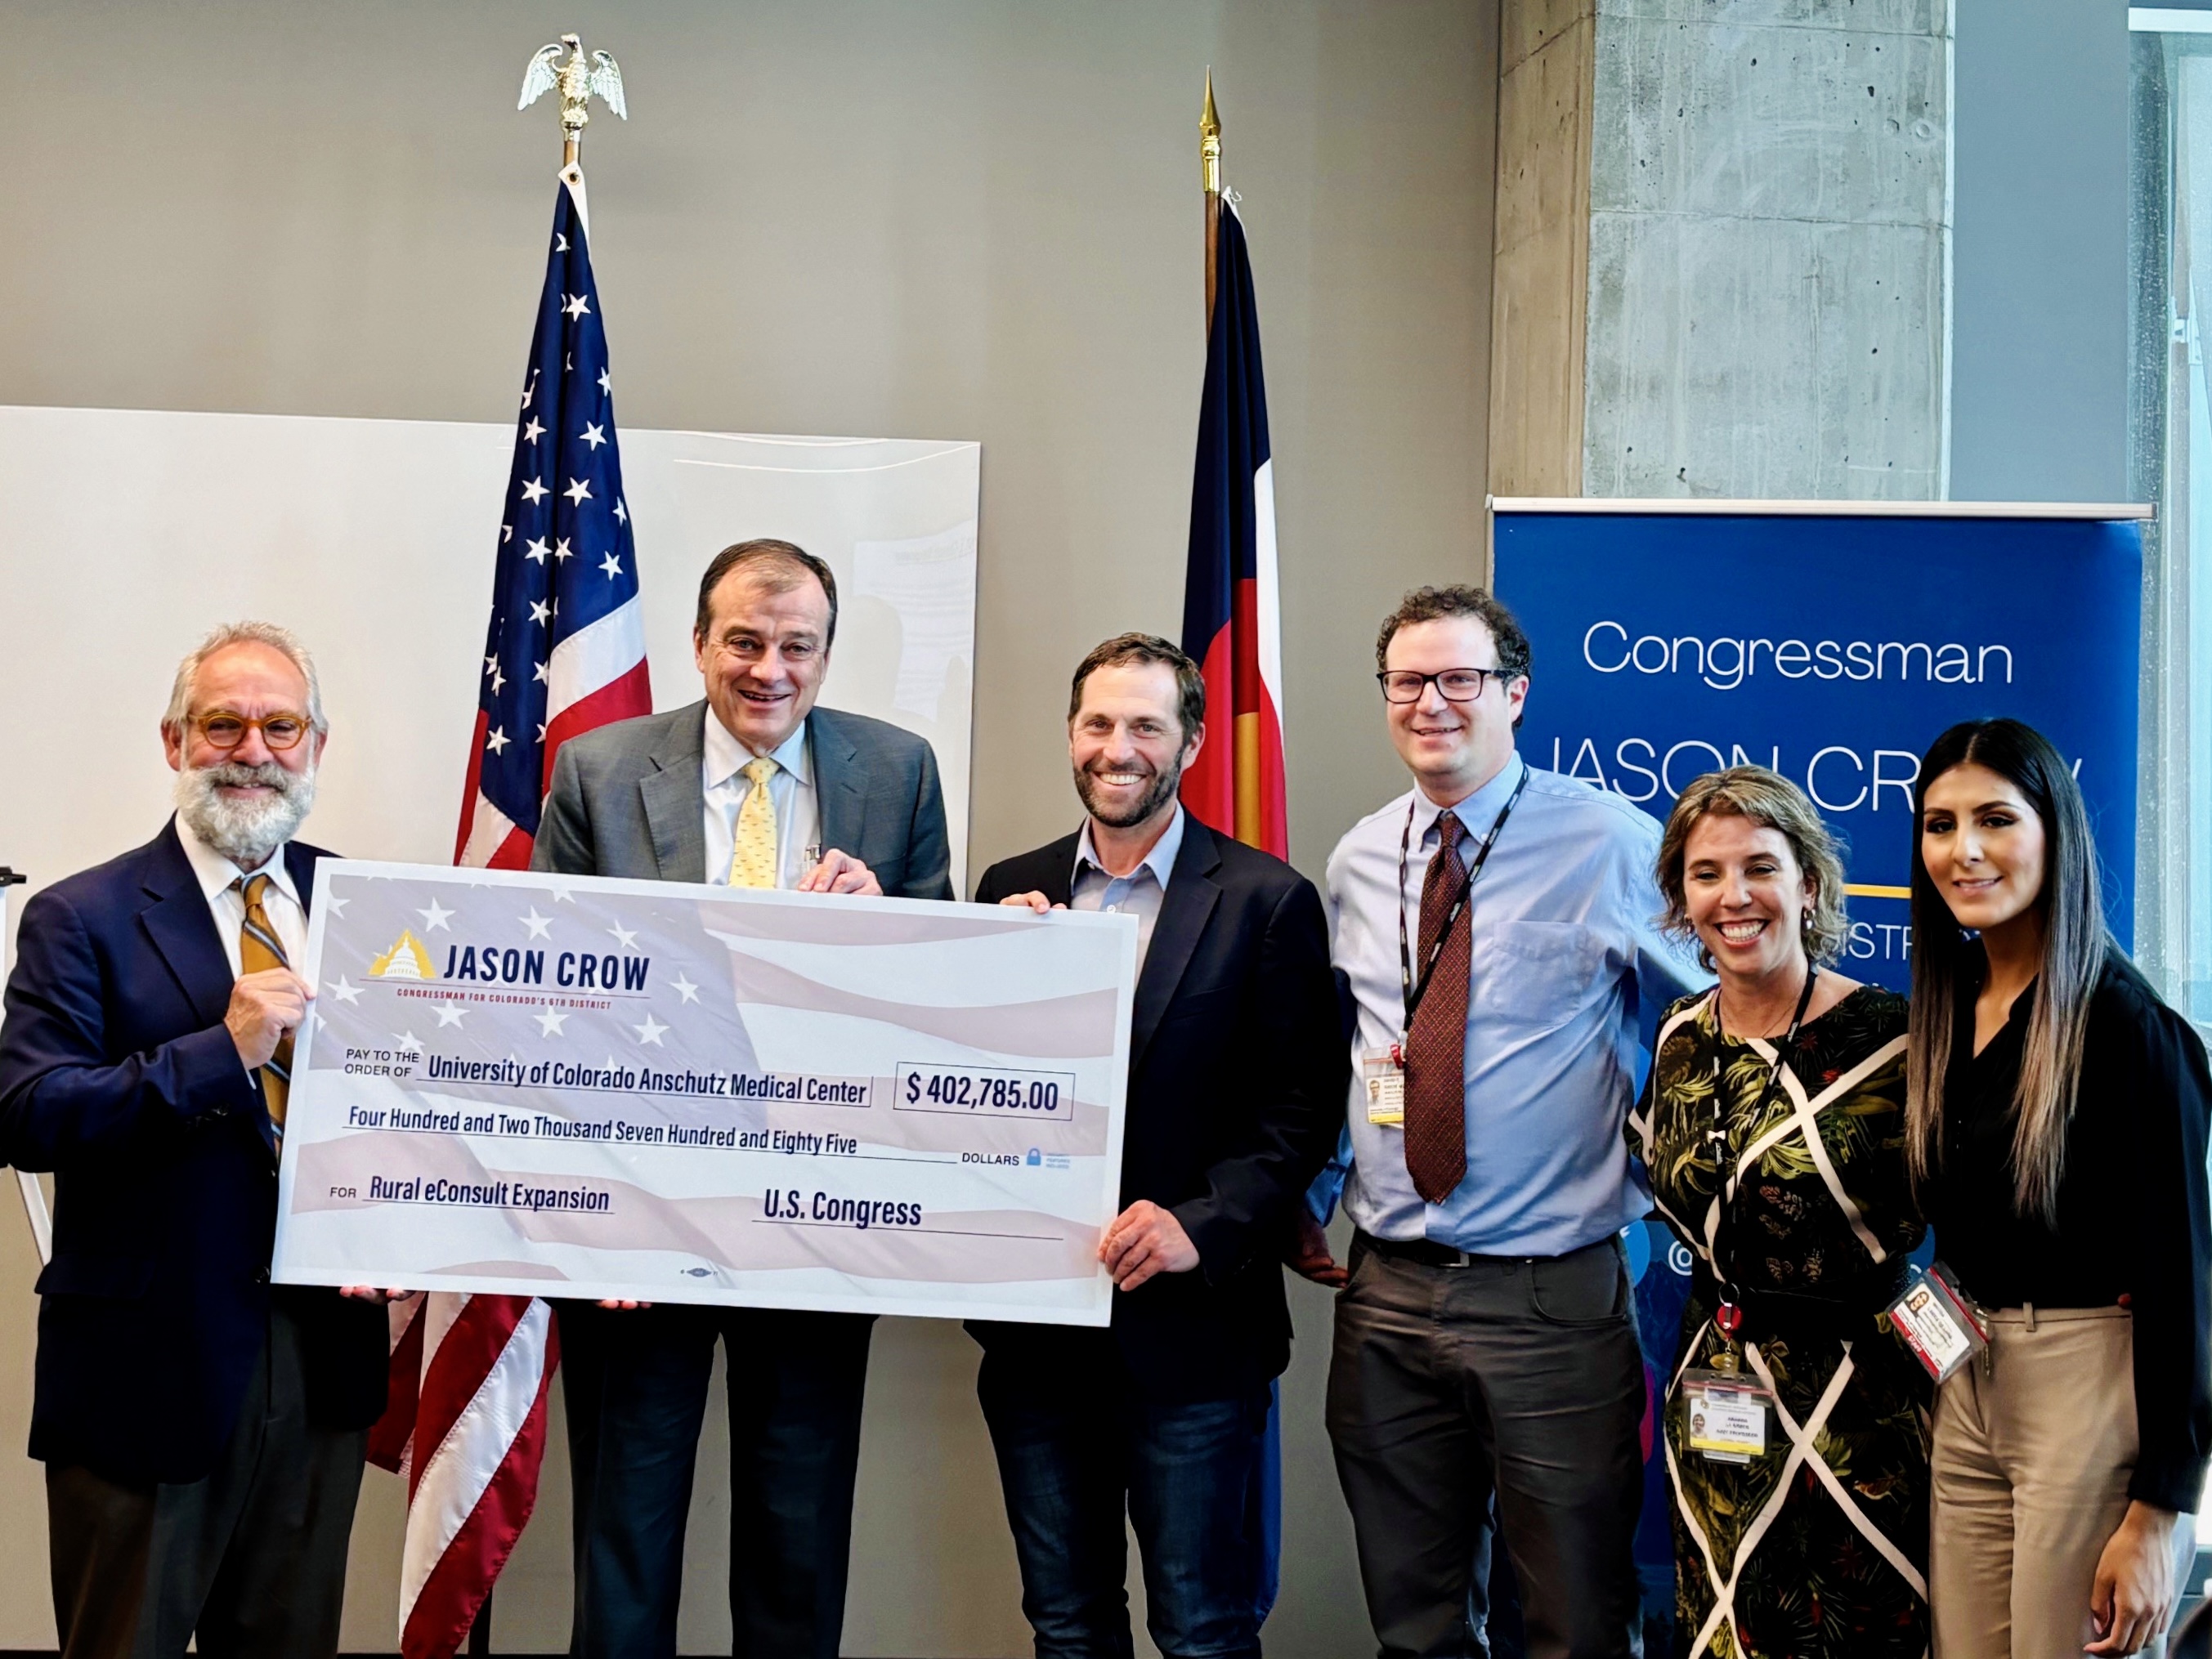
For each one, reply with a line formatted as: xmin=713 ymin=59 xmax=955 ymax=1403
xmin=519 ymin=33 xmax=628 ymax=174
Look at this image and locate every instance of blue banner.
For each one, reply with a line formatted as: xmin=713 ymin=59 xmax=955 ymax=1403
xmin=1493 ymin=508 xmax=2144 ymax=992
xmin=1493 ymin=504 xmax=2143 ymax=1642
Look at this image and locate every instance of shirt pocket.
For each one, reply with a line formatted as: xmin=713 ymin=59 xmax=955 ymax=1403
xmin=1471 ymin=921 xmax=1612 ymax=1028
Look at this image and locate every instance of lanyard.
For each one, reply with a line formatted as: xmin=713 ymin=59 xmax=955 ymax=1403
xmin=1707 ymin=966 xmax=1819 ymax=1331
xmin=1395 ymin=762 xmax=1529 ymax=1031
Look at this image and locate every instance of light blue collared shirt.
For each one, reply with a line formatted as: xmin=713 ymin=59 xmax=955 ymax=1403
xmin=1069 ymin=806 xmax=1185 ymax=975
xmin=1320 ymin=755 xmax=1702 ymax=1257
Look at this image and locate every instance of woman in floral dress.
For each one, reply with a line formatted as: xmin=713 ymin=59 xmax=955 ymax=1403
xmin=1628 ymin=767 xmax=1928 ymax=1658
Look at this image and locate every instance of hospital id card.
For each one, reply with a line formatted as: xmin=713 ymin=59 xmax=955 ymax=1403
xmin=1681 ymin=1370 xmax=1773 ymax=1464
xmin=1362 ymin=1049 xmax=1404 ymax=1126
xmin=1887 ymin=1262 xmax=1988 ymax=1384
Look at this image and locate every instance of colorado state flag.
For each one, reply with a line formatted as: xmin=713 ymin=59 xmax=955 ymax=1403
xmin=1179 ymin=200 xmax=1287 ymax=858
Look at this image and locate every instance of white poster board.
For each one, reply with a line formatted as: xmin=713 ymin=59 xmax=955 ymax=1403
xmin=0 ymin=406 xmax=980 ymax=945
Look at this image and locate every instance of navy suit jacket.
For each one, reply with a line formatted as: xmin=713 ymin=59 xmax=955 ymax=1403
xmin=969 ymin=819 xmax=1347 ymax=1399
xmin=0 ymin=821 xmax=388 ymax=1484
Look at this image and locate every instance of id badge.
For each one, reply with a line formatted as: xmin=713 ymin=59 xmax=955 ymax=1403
xmin=1887 ymin=1261 xmax=1988 ymax=1384
xmin=1362 ymin=1047 xmax=1404 ymax=1126
xmin=1681 ymin=1369 xmax=1773 ymax=1464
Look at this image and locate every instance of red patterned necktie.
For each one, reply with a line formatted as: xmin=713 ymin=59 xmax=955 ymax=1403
xmin=1403 ymin=812 xmax=1470 ymax=1204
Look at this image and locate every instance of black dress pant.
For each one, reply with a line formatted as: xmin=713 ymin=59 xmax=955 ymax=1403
xmin=559 ymin=1301 xmax=875 ymax=1659
xmin=46 ymin=1298 xmax=369 ymax=1659
xmin=1325 ymin=1235 xmax=1646 ymax=1659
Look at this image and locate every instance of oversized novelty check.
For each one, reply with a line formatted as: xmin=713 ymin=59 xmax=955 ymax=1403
xmin=271 ymin=861 xmax=1138 ymax=1325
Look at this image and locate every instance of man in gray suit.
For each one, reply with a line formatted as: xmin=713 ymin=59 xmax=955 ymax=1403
xmin=535 ymin=537 xmax=951 ymax=1659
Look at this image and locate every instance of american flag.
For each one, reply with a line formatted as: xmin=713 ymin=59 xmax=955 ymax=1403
xmin=454 ymin=172 xmax=652 ymax=870
xmin=369 ymin=171 xmax=651 ymax=1659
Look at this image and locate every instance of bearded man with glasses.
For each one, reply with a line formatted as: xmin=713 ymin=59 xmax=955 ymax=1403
xmin=1307 ymin=586 xmax=1698 ymax=1659
xmin=0 ymin=620 xmax=394 ymax=1659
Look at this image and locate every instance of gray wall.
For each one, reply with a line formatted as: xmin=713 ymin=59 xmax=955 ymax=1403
xmin=1583 ymin=0 xmax=1952 ymax=501
xmin=0 ymin=0 xmax=1499 ymax=1652
xmin=1950 ymin=0 xmax=2133 ymax=501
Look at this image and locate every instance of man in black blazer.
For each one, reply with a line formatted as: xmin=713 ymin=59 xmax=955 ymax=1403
xmin=0 ymin=622 xmax=389 ymax=1659
xmin=534 ymin=539 xmax=952 ymax=1659
xmin=970 ymin=633 xmax=1346 ymax=1659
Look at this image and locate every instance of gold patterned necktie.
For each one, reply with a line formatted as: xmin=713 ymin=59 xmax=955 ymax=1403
xmin=728 ymin=755 xmax=781 ymax=889
xmin=234 ymin=873 xmax=291 ymax=1129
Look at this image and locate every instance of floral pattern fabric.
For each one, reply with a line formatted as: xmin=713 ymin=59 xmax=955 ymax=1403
xmin=1630 ymin=984 xmax=1929 ymax=1659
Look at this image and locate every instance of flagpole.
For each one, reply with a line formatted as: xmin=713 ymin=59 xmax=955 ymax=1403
xmin=1202 ymin=69 xmax=1221 ymax=330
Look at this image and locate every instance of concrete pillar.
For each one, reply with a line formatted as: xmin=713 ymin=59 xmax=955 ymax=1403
xmin=1490 ymin=0 xmax=1953 ymax=501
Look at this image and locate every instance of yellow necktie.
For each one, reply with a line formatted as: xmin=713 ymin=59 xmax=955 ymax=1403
xmin=235 ymin=874 xmax=290 ymax=1129
xmin=728 ymin=756 xmax=781 ymax=889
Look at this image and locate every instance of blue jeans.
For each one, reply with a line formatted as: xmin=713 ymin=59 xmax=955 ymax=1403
xmin=978 ymin=1344 xmax=1271 ymax=1659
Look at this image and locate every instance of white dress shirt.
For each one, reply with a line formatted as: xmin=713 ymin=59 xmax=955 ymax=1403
xmin=175 ymin=816 xmax=309 ymax=1080
xmin=702 ymin=709 xmax=821 ymax=891
xmin=1068 ymin=806 xmax=1185 ymax=976
xmin=174 ymin=815 xmax=310 ymax=977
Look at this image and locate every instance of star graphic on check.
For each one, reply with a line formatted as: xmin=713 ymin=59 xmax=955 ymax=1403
xmin=633 ymin=1014 xmax=668 ymax=1046
xmin=548 ymin=882 xmax=576 ymax=904
xmin=323 ymin=892 xmax=349 ymax=917
xmin=329 ymin=977 xmax=361 ymax=1004
xmin=521 ymin=908 xmax=553 ymax=940
xmin=535 ymin=1008 xmax=569 ymax=1037
xmin=435 ymin=1003 xmax=468 ymax=1028
xmin=670 ymin=974 xmax=700 ymax=1004
xmin=607 ymin=923 xmax=639 ymax=950
xmin=417 ymin=899 xmax=454 ymax=932
xmin=396 ymin=1032 xmax=424 ymax=1055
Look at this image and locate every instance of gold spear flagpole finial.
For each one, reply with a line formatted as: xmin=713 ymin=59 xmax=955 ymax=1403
xmin=1201 ymin=69 xmax=1223 ymax=329
xmin=519 ymin=32 xmax=628 ymax=174
xmin=1200 ymin=68 xmax=1222 ymax=197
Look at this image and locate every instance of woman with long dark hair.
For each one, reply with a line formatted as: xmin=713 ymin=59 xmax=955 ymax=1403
xmin=1910 ymin=718 xmax=2212 ymax=1658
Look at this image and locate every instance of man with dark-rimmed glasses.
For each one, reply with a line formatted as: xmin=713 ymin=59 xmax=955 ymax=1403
xmin=1306 ymin=585 xmax=1696 ymax=1659
xmin=0 ymin=620 xmax=393 ymax=1659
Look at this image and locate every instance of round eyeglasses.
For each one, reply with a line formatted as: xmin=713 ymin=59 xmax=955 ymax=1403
xmin=190 ymin=710 xmax=314 ymax=750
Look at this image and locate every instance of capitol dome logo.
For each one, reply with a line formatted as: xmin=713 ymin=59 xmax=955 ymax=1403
xmin=368 ymin=930 xmax=436 ymax=981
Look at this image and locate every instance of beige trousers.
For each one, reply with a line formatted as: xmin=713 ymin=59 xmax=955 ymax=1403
xmin=1930 ymin=1304 xmax=2190 ymax=1659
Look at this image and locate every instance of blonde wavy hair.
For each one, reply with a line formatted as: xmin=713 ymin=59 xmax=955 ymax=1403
xmin=1655 ymin=766 xmax=1851 ymax=970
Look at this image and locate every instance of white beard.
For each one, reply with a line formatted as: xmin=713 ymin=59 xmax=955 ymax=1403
xmin=174 ymin=758 xmax=317 ymax=871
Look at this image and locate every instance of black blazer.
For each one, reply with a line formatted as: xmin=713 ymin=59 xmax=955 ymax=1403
xmin=0 ymin=822 xmax=388 ymax=1484
xmin=969 ymin=817 xmax=1347 ymax=1399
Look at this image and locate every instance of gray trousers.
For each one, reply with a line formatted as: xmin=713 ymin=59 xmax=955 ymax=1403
xmin=1325 ymin=1234 xmax=1646 ymax=1659
xmin=46 ymin=1299 xmax=369 ymax=1659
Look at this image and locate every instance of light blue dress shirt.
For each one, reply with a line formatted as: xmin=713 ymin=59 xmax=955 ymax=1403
xmin=1321 ymin=754 xmax=1701 ymax=1257
xmin=1068 ymin=805 xmax=1184 ymax=975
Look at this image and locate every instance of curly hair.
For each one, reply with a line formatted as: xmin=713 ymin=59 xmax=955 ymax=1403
xmin=1655 ymin=766 xmax=1850 ymax=969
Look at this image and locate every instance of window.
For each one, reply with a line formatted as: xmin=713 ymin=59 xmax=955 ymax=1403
xmin=2129 ymin=11 xmax=2212 ymax=1044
